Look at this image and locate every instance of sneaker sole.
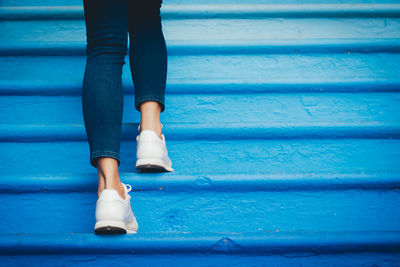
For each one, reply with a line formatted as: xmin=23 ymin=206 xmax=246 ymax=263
xmin=94 ymin=226 xmax=126 ymax=234
xmin=94 ymin=220 xmax=137 ymax=234
xmin=136 ymin=158 xmax=174 ymax=172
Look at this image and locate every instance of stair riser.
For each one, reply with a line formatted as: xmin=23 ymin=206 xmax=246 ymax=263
xmin=1 ymin=93 xmax=400 ymax=124
xmin=1 ymin=139 xmax=400 ymax=174
xmin=2 ymin=18 xmax=400 ymax=42
xmin=1 ymin=190 xmax=399 ymax=233
xmin=2 ymin=55 xmax=400 ymax=90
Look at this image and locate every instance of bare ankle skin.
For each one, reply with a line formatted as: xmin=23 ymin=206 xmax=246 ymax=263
xmin=96 ymin=157 xmax=125 ymax=200
xmin=140 ymin=101 xmax=162 ymax=139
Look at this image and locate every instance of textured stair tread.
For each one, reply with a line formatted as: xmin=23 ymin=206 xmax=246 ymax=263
xmin=1 ymin=93 xmax=399 ymax=125
xmin=2 ymin=18 xmax=399 ymax=43
xmin=0 ymin=20 xmax=393 ymax=44
xmin=0 ymin=189 xmax=399 ymax=233
xmin=1 ymin=232 xmax=400 ymax=254
xmin=2 ymin=55 xmax=400 ymax=94
xmin=1 ymin=139 xmax=399 ymax=174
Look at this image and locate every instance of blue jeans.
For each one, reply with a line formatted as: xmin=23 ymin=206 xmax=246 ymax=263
xmin=82 ymin=0 xmax=167 ymax=168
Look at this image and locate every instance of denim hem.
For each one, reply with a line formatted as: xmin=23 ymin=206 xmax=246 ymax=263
xmin=90 ymin=150 xmax=121 ymax=168
xmin=136 ymin=95 xmax=165 ymax=112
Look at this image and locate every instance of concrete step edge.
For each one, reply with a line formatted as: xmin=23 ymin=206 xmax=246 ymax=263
xmin=1 ymin=231 xmax=400 ymax=255
xmin=2 ymin=171 xmax=400 ymax=193
xmin=2 ymin=39 xmax=400 ymax=56
xmin=2 ymin=80 xmax=400 ymax=96
xmin=1 ymin=122 xmax=400 ymax=142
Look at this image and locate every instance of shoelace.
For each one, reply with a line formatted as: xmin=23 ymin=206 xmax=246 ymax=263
xmin=120 ymin=183 xmax=132 ymax=201
xmin=123 ymin=183 xmax=132 ymax=193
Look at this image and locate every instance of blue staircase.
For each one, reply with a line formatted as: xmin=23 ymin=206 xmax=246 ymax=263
xmin=1 ymin=0 xmax=400 ymax=265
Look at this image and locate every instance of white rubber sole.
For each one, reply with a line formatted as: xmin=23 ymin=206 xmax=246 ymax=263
xmin=94 ymin=220 xmax=137 ymax=234
xmin=136 ymin=158 xmax=174 ymax=172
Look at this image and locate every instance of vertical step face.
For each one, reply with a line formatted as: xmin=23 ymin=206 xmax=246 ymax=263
xmin=1 ymin=190 xmax=400 ymax=234
xmin=1 ymin=0 xmax=400 ymax=264
xmin=2 ymin=18 xmax=400 ymax=41
xmin=1 ymin=93 xmax=400 ymax=124
xmin=1 ymin=139 xmax=400 ymax=174
xmin=2 ymin=54 xmax=400 ymax=92
xmin=1 ymin=232 xmax=400 ymax=266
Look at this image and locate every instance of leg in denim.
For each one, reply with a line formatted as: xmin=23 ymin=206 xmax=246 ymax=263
xmin=128 ymin=0 xmax=167 ymax=112
xmin=82 ymin=0 xmax=167 ymax=168
xmin=82 ymin=0 xmax=128 ymax=168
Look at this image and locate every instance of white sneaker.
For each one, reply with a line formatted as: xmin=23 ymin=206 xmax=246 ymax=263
xmin=136 ymin=123 xmax=174 ymax=172
xmin=94 ymin=183 xmax=139 ymax=234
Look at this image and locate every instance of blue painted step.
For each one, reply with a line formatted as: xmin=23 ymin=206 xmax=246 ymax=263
xmin=1 ymin=232 xmax=400 ymax=266
xmin=2 ymin=54 xmax=400 ymax=94
xmin=1 ymin=182 xmax=400 ymax=233
xmin=1 ymin=139 xmax=399 ymax=174
xmin=1 ymin=14 xmax=399 ymax=43
xmin=1 ymin=0 xmax=400 ymax=265
xmin=1 ymin=93 xmax=400 ymax=124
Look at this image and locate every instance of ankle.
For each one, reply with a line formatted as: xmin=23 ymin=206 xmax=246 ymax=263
xmin=140 ymin=122 xmax=162 ymax=139
xmin=98 ymin=180 xmax=125 ymax=200
xmin=139 ymin=101 xmax=162 ymax=138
